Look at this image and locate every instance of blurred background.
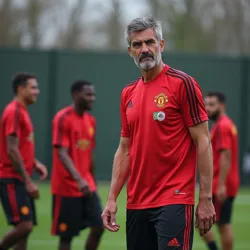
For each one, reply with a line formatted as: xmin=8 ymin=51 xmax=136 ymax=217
xmin=0 ymin=0 xmax=250 ymax=249
xmin=1 ymin=0 xmax=250 ymax=53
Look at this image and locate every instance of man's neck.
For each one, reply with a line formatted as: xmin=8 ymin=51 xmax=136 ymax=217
xmin=14 ymin=96 xmax=27 ymax=108
xmin=141 ymin=62 xmax=165 ymax=83
xmin=218 ymin=112 xmax=225 ymax=120
xmin=214 ymin=112 xmax=225 ymax=123
xmin=73 ymin=105 xmax=85 ymax=116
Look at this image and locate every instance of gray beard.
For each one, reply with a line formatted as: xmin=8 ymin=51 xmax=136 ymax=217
xmin=134 ymin=51 xmax=162 ymax=71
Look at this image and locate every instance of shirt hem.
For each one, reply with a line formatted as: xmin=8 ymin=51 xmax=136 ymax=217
xmin=0 ymin=175 xmax=23 ymax=180
xmin=212 ymin=192 xmax=238 ymax=198
xmin=52 ymin=188 xmax=97 ymax=197
xmin=126 ymin=199 xmax=195 ymax=210
xmin=52 ymin=192 xmax=84 ymax=197
xmin=120 ymin=134 xmax=130 ymax=138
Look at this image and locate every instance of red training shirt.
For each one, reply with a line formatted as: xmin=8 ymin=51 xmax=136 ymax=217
xmin=0 ymin=100 xmax=35 ymax=180
xmin=210 ymin=114 xmax=240 ymax=197
xmin=51 ymin=106 xmax=96 ymax=197
xmin=121 ymin=65 xmax=208 ymax=209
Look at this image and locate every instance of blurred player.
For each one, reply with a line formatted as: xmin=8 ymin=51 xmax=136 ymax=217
xmin=51 ymin=80 xmax=104 ymax=250
xmin=0 ymin=73 xmax=48 ymax=250
xmin=102 ymin=17 xmax=215 ymax=250
xmin=203 ymin=92 xmax=240 ymax=250
xmin=243 ymin=146 xmax=250 ymax=184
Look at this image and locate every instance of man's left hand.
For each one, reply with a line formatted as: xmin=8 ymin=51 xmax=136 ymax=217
xmin=35 ymin=161 xmax=48 ymax=181
xmin=216 ymin=185 xmax=227 ymax=204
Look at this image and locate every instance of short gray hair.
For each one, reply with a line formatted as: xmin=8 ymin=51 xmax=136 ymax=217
xmin=125 ymin=17 xmax=163 ymax=46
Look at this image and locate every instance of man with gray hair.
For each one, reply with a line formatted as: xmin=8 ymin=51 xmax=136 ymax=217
xmin=102 ymin=16 xmax=215 ymax=250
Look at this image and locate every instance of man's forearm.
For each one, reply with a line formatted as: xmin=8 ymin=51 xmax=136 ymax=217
xmin=8 ymin=148 xmax=30 ymax=182
xmin=218 ymin=150 xmax=231 ymax=187
xmin=197 ymin=136 xmax=213 ymax=199
xmin=58 ymin=149 xmax=82 ymax=182
xmin=108 ymin=149 xmax=130 ymax=202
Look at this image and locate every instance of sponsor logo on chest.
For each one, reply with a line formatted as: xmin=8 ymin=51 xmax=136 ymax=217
xmin=76 ymin=139 xmax=90 ymax=150
xmin=153 ymin=111 xmax=166 ymax=121
xmin=75 ymin=126 xmax=94 ymax=150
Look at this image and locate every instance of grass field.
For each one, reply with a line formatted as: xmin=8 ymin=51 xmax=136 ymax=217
xmin=0 ymin=183 xmax=249 ymax=250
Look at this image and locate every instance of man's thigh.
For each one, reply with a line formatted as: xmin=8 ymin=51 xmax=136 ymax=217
xmin=0 ymin=179 xmax=36 ymax=225
xmin=51 ymin=195 xmax=82 ymax=237
xmin=81 ymin=192 xmax=103 ymax=229
xmin=149 ymin=204 xmax=194 ymax=250
xmin=126 ymin=209 xmax=158 ymax=250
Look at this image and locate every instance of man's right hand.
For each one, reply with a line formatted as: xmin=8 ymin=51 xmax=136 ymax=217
xmin=101 ymin=200 xmax=120 ymax=232
xmin=195 ymin=197 xmax=216 ymax=236
xmin=25 ymin=180 xmax=39 ymax=199
xmin=77 ymin=179 xmax=91 ymax=196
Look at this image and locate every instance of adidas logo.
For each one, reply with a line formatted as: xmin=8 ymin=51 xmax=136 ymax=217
xmin=127 ymin=100 xmax=133 ymax=108
xmin=167 ymin=238 xmax=180 ymax=247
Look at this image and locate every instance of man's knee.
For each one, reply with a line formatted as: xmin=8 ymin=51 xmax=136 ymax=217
xmin=202 ymin=230 xmax=215 ymax=243
xmin=59 ymin=237 xmax=72 ymax=250
xmin=60 ymin=237 xmax=72 ymax=244
xmin=16 ymin=221 xmax=33 ymax=236
xmin=219 ymin=224 xmax=233 ymax=236
xmin=90 ymin=226 xmax=104 ymax=238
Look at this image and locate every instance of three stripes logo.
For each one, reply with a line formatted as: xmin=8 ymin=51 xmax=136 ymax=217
xmin=167 ymin=238 xmax=180 ymax=247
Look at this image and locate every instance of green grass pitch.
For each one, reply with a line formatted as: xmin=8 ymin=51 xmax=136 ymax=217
xmin=0 ymin=183 xmax=249 ymax=249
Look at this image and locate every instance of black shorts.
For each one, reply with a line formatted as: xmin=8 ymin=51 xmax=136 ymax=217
xmin=51 ymin=192 xmax=103 ymax=237
xmin=126 ymin=204 xmax=194 ymax=250
xmin=213 ymin=196 xmax=235 ymax=225
xmin=0 ymin=178 xmax=37 ymax=226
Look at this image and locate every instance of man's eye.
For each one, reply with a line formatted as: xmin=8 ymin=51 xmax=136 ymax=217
xmin=146 ymin=40 xmax=154 ymax=44
xmin=133 ymin=43 xmax=141 ymax=47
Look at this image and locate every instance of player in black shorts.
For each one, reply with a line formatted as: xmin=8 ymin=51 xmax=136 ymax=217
xmin=203 ymin=92 xmax=240 ymax=250
xmin=51 ymin=80 xmax=104 ymax=250
xmin=0 ymin=73 xmax=47 ymax=250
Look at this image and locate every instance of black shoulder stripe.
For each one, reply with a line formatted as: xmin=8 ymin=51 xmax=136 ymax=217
xmin=56 ymin=109 xmax=73 ymax=145
xmin=126 ymin=77 xmax=140 ymax=87
xmin=167 ymin=68 xmax=201 ymax=124
xmin=14 ymin=102 xmax=20 ymax=134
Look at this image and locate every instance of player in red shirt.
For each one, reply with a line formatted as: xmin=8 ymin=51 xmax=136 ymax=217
xmin=0 ymin=73 xmax=47 ymax=250
xmin=102 ymin=17 xmax=215 ymax=250
xmin=51 ymin=80 xmax=104 ymax=250
xmin=202 ymin=92 xmax=240 ymax=250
